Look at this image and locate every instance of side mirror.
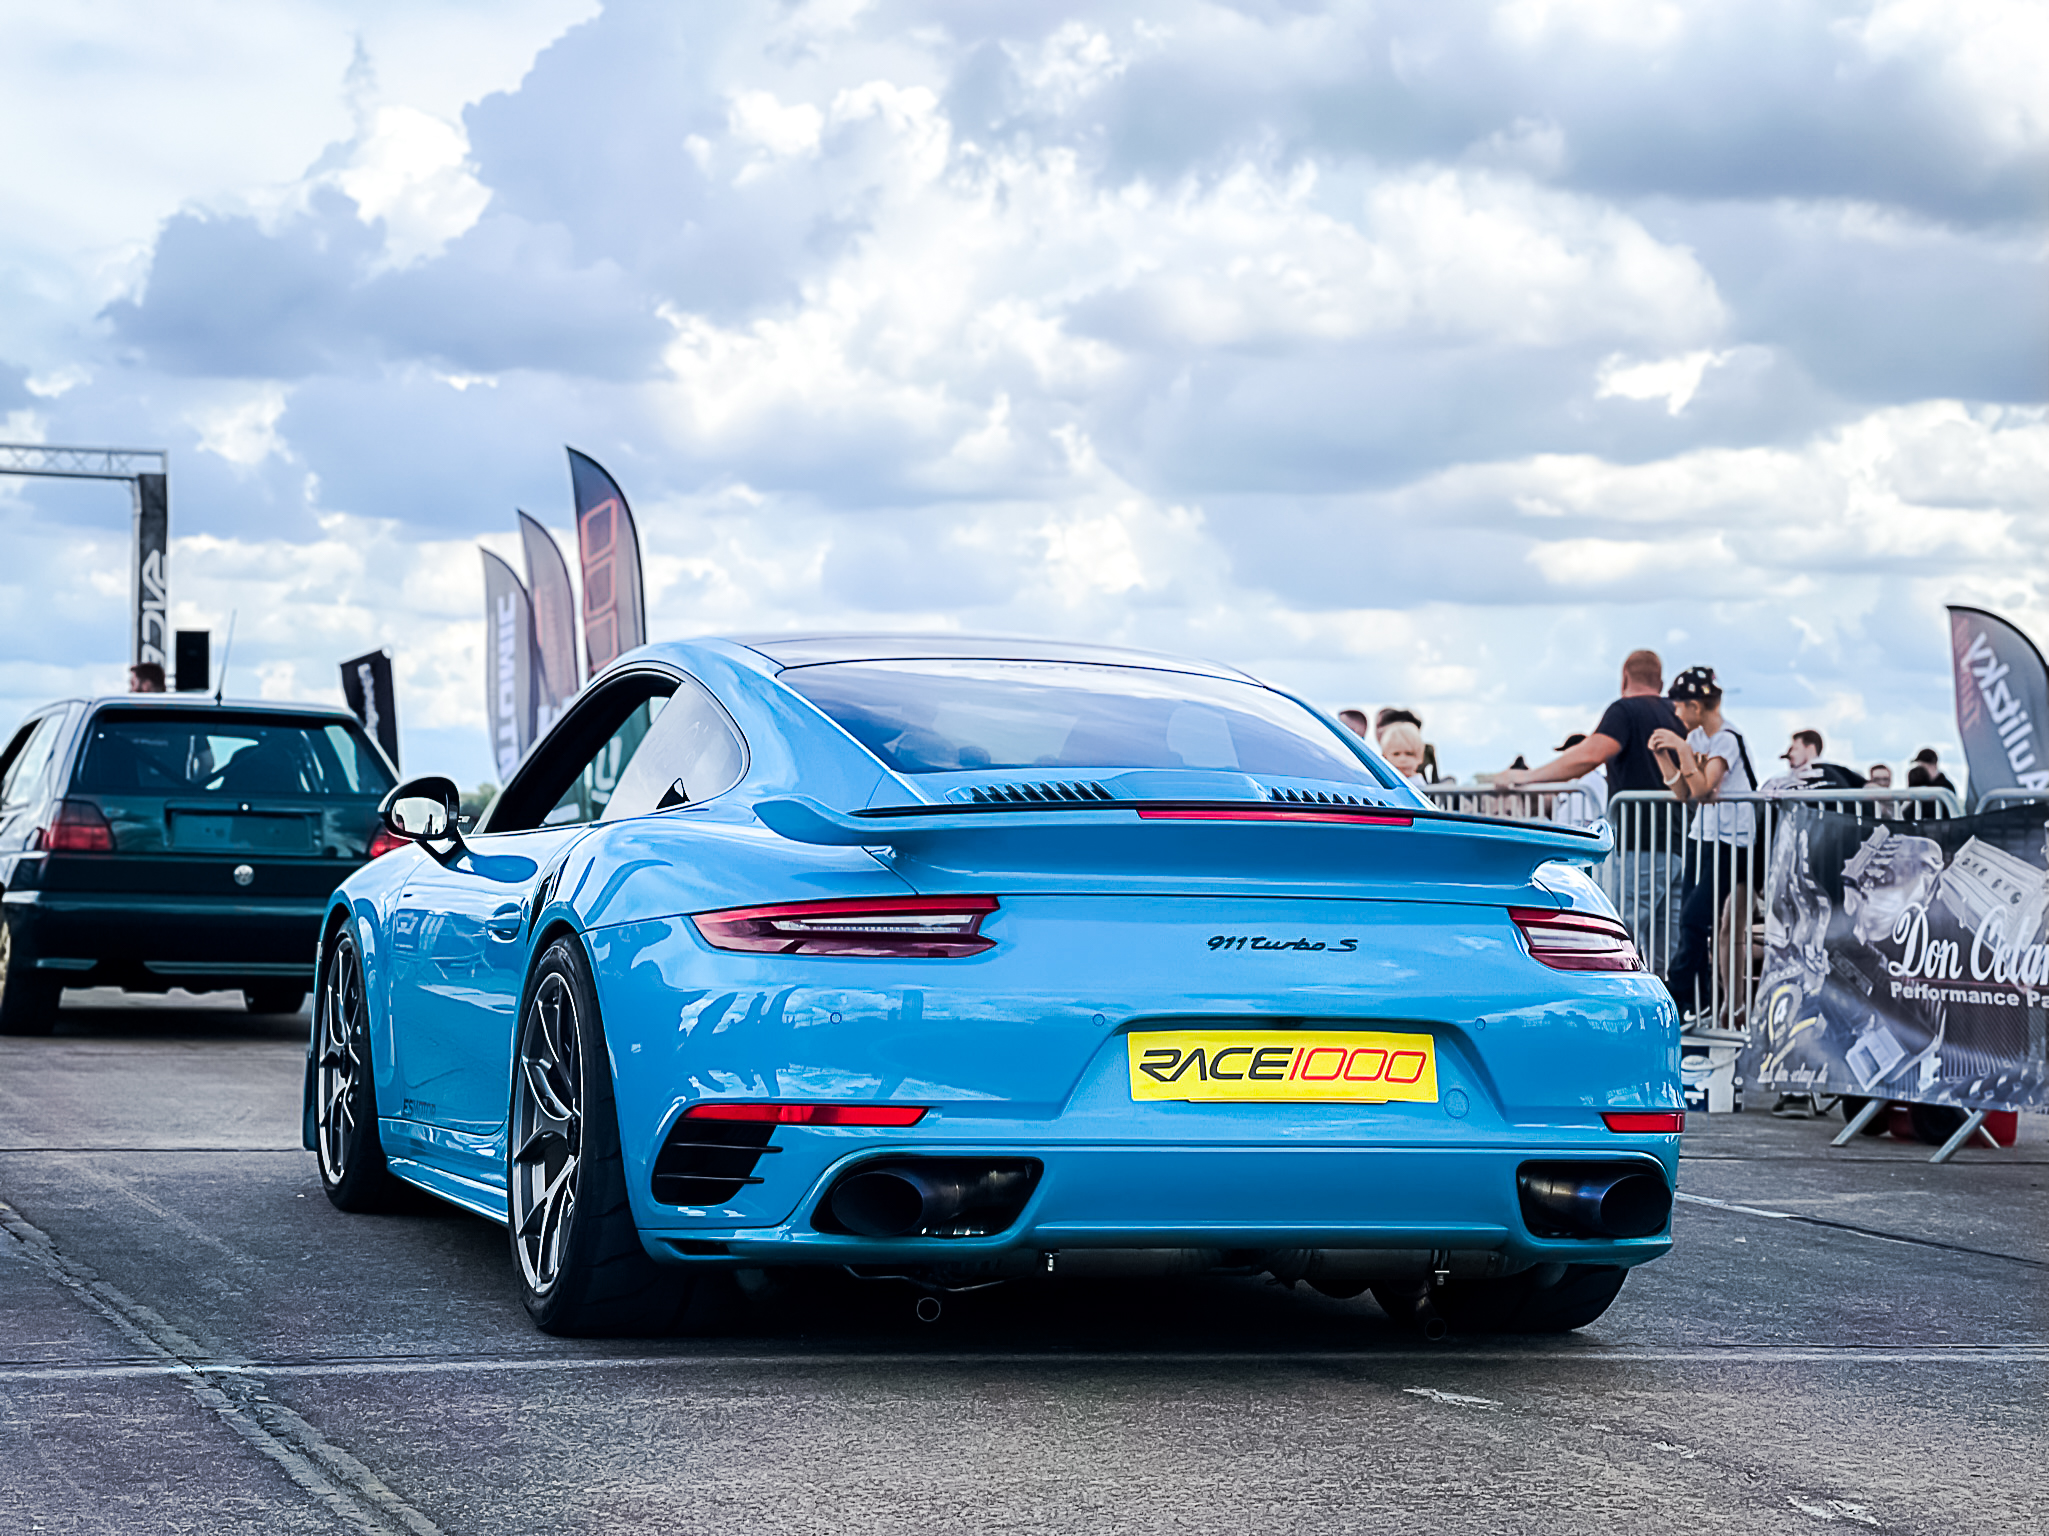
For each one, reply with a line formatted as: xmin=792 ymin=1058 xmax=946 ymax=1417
xmin=379 ymin=776 xmax=465 ymax=859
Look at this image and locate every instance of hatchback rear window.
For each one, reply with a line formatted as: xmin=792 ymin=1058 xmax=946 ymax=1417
xmin=73 ymin=712 xmax=396 ymax=798
xmin=781 ymin=660 xmax=1383 ymax=783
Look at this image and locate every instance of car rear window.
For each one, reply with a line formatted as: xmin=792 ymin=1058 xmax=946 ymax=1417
xmin=781 ymin=660 xmax=1383 ymax=782
xmin=73 ymin=712 xmax=396 ymax=799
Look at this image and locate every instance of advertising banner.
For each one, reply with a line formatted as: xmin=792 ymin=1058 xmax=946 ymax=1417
xmin=1947 ymin=605 xmax=2049 ymax=807
xmin=567 ymin=448 xmax=646 ymax=679
xmin=518 ymin=510 xmax=579 ymax=734
xmin=131 ymin=472 xmax=168 ymax=671
xmin=1753 ymin=803 xmax=2049 ymax=1112
xmin=480 ymin=550 xmax=536 ymax=780
xmin=339 ymin=648 xmax=400 ymax=769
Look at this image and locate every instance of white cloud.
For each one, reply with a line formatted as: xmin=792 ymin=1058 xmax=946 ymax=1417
xmin=1595 ymin=349 xmax=1733 ymax=415
xmin=187 ymin=383 xmax=292 ymax=467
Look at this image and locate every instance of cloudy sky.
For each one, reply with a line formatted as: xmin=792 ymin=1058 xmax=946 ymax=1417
xmin=2 ymin=0 xmax=2044 ymax=789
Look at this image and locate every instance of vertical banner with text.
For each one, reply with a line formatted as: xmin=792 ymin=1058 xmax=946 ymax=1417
xmin=1947 ymin=605 xmax=2049 ymax=807
xmin=480 ymin=550 xmax=536 ymax=780
xmin=567 ymin=448 xmax=646 ymax=680
xmin=518 ymin=510 xmax=580 ymax=735
xmin=131 ymin=472 xmax=168 ymax=671
xmin=339 ymin=649 xmax=401 ymax=769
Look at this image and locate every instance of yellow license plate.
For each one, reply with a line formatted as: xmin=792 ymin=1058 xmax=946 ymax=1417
xmin=1127 ymin=1030 xmax=1439 ymax=1104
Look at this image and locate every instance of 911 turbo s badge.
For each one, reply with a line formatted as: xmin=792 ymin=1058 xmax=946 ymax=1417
xmin=1208 ymin=934 xmax=1358 ymax=952
xmin=1127 ymin=1029 xmax=1439 ymax=1104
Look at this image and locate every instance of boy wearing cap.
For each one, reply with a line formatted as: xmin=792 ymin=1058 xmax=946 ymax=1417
xmin=1649 ymin=667 xmax=1760 ymax=1021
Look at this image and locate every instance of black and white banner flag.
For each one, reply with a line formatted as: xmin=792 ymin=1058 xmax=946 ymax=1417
xmin=1948 ymin=605 xmax=2049 ymax=807
xmin=339 ymin=648 xmax=400 ymax=769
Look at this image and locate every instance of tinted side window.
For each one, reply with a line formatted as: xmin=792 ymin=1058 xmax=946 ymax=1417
xmin=0 ymin=716 xmax=63 ymax=809
xmin=601 ymin=674 xmax=746 ymax=820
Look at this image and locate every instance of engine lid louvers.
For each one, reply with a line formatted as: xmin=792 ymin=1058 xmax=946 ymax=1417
xmin=950 ymin=780 xmax=1115 ymax=805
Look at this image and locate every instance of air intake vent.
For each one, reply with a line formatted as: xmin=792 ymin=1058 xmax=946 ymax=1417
xmin=1266 ymin=786 xmax=1381 ymax=807
xmin=650 ymin=1118 xmax=780 ymax=1206
xmin=954 ymin=780 xmax=1115 ymax=805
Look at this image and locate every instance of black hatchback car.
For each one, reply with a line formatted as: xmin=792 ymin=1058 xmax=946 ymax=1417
xmin=0 ymin=696 xmax=400 ymax=1033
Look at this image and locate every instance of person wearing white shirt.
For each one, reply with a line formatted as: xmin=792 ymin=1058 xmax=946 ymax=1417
xmin=1648 ymin=666 xmax=1759 ymax=1020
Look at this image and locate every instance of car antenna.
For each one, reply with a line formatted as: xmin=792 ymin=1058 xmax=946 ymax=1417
xmin=213 ymin=611 xmax=237 ymax=705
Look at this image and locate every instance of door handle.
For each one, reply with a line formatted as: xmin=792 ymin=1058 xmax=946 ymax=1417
xmin=486 ymin=902 xmax=526 ymax=940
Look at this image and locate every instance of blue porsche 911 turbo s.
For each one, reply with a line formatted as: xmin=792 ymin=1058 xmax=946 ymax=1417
xmin=308 ymin=633 xmax=1681 ymax=1336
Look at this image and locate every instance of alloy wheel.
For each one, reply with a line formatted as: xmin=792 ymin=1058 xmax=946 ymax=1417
xmin=314 ymin=937 xmax=368 ymax=1184
xmin=511 ymin=972 xmax=584 ymax=1296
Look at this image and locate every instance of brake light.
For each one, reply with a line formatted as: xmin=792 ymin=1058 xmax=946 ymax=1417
xmin=1136 ymin=807 xmax=1413 ymax=826
xmin=1603 ymin=1111 xmax=1686 ymax=1134
xmin=691 ymin=896 xmax=999 ymax=957
xmin=1509 ymin=907 xmax=1643 ymax=971
xmin=366 ymin=826 xmax=412 ymax=859
xmin=38 ymin=800 xmax=114 ymax=853
xmin=683 ymin=1102 xmax=928 ymax=1126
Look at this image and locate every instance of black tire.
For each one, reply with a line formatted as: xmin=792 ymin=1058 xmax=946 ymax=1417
xmin=1374 ymin=1263 xmax=1629 ymax=1335
xmin=244 ymin=986 xmax=307 ymax=1016
xmin=0 ymin=907 xmax=60 ymax=1036
xmin=1839 ymin=1096 xmax=1892 ymax=1136
xmin=313 ymin=931 xmax=409 ymax=1211
xmin=509 ymin=935 xmax=690 ymax=1337
xmin=1908 ymin=1102 xmax=1969 ymax=1146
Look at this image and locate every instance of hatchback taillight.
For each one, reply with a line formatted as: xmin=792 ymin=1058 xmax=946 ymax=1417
xmin=1509 ymin=907 xmax=1643 ymax=971
xmin=38 ymin=800 xmax=114 ymax=853
xmin=366 ymin=826 xmax=412 ymax=859
xmin=684 ymin=1102 xmax=928 ymax=1126
xmin=691 ymin=896 xmax=999 ymax=957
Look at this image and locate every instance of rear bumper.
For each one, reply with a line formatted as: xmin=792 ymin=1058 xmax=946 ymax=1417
xmin=636 ymin=1139 xmax=1676 ymax=1273
xmin=3 ymin=889 xmax=320 ymax=990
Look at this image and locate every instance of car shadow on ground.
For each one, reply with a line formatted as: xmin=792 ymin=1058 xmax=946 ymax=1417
xmin=51 ymin=987 xmax=307 ymax=1042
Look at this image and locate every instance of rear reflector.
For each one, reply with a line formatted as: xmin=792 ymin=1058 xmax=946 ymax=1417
xmin=1509 ymin=907 xmax=1644 ymax=972
xmin=38 ymin=800 xmax=114 ymax=853
xmin=683 ymin=1102 xmax=928 ymax=1127
xmin=366 ymin=826 xmax=412 ymax=859
xmin=691 ymin=896 xmax=999 ymax=957
xmin=1136 ymin=807 xmax=1413 ymax=826
xmin=1602 ymin=1111 xmax=1686 ymax=1134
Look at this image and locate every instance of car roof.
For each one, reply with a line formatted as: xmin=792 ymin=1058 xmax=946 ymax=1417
xmin=80 ymin=696 xmax=360 ymax=720
xmin=724 ymin=633 xmax=1259 ymax=681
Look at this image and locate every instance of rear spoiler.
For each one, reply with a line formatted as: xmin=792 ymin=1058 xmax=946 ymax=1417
xmin=754 ymin=795 xmax=1611 ymax=891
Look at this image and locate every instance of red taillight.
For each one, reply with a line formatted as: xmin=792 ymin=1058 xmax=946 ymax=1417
xmin=1509 ymin=907 xmax=1643 ymax=971
xmin=38 ymin=800 xmax=114 ymax=853
xmin=366 ymin=826 xmax=412 ymax=859
xmin=691 ymin=896 xmax=999 ymax=957
xmin=1135 ymin=807 xmax=1413 ymax=826
xmin=683 ymin=1102 xmax=928 ymax=1127
xmin=1603 ymin=1111 xmax=1686 ymax=1134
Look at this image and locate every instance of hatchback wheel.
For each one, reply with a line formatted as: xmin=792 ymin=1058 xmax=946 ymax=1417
xmin=0 ymin=911 xmax=60 ymax=1036
xmin=510 ymin=936 xmax=689 ymax=1336
xmin=314 ymin=931 xmax=407 ymax=1210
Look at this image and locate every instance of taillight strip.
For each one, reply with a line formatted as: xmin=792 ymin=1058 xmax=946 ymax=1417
xmin=1603 ymin=1111 xmax=1685 ymax=1133
xmin=684 ymin=1102 xmax=928 ymax=1126
xmin=1509 ymin=906 xmax=1644 ymax=972
xmin=692 ymin=896 xmax=999 ymax=957
xmin=1134 ymin=807 xmax=1413 ymax=826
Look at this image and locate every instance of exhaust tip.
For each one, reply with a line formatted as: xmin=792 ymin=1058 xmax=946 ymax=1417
xmin=1518 ymin=1162 xmax=1673 ymax=1239
xmin=830 ymin=1169 xmax=929 ymax=1238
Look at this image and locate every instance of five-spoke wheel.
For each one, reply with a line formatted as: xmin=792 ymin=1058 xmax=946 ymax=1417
xmin=314 ymin=929 xmax=404 ymax=1209
xmin=508 ymin=936 xmax=689 ymax=1336
xmin=510 ymin=968 xmax=584 ymax=1299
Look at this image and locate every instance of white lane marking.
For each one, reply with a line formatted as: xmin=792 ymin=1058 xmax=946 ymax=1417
xmin=1404 ymin=1386 xmax=1499 ymax=1408
xmin=0 ymin=1200 xmax=441 ymax=1536
xmin=1788 ymin=1495 xmax=1882 ymax=1525
xmin=0 ymin=1345 xmax=2044 ymax=1383
xmin=1652 ymin=1440 xmax=1701 ymax=1459
xmin=1676 ymin=1191 xmax=1797 ymax=1220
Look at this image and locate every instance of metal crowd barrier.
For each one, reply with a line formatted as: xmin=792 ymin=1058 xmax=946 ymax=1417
xmin=1423 ymin=782 xmax=1965 ymax=1036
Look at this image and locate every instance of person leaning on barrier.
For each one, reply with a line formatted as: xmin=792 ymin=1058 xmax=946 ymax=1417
xmin=1649 ymin=666 xmax=1760 ymax=1022
xmin=1547 ymin=733 xmax=1609 ymax=829
xmin=1493 ymin=649 xmax=1682 ymax=954
xmin=1906 ymin=748 xmax=1955 ymax=791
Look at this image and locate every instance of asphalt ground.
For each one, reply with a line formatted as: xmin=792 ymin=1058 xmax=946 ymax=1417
xmin=2 ymin=990 xmax=2043 ymax=1536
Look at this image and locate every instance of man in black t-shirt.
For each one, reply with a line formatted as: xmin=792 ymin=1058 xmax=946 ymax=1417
xmin=1496 ymin=649 xmax=1682 ymax=962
